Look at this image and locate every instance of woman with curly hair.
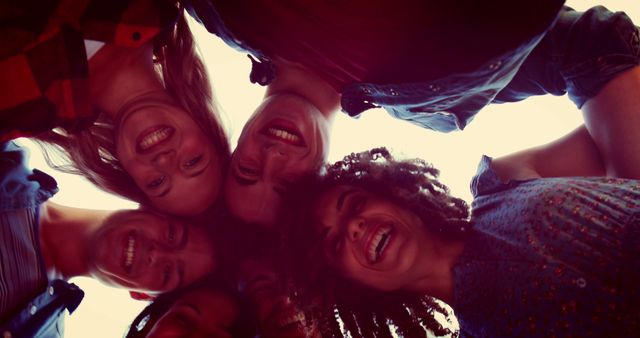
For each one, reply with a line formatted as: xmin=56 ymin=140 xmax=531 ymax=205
xmin=1 ymin=0 xmax=230 ymax=217
xmin=283 ymin=133 xmax=640 ymax=337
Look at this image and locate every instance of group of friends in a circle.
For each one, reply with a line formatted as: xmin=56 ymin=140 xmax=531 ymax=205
xmin=1 ymin=0 xmax=639 ymax=337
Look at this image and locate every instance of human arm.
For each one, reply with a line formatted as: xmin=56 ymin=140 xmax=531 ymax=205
xmin=493 ymin=7 xmax=640 ymax=179
xmin=490 ymin=125 xmax=606 ymax=181
xmin=581 ymin=65 xmax=640 ymax=179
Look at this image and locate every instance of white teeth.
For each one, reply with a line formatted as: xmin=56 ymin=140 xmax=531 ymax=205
xmin=276 ymin=311 xmax=305 ymax=328
xmin=367 ymin=225 xmax=392 ymax=263
xmin=124 ymin=234 xmax=135 ymax=270
xmin=139 ymin=128 xmax=171 ymax=150
xmin=267 ymin=127 xmax=300 ymax=143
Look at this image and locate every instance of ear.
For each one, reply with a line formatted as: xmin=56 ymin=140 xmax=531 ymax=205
xmin=129 ymin=291 xmax=156 ymax=301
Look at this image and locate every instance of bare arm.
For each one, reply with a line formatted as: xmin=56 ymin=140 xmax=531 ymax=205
xmin=581 ymin=65 xmax=640 ymax=179
xmin=491 ymin=125 xmax=606 ymax=181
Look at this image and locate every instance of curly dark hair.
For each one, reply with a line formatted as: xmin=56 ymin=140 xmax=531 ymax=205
xmin=280 ymin=147 xmax=471 ymax=338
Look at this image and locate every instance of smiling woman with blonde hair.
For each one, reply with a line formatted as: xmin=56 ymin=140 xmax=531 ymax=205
xmin=1 ymin=0 xmax=230 ymax=217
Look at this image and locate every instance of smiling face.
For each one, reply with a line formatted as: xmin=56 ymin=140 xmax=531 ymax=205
xmin=116 ymin=100 xmax=223 ymax=216
xmin=240 ymin=260 xmax=319 ymax=338
xmin=88 ymin=210 xmax=216 ymax=293
xmin=225 ymin=93 xmax=330 ymax=227
xmin=313 ymin=185 xmax=439 ymax=291
xmin=146 ymin=287 xmax=238 ymax=338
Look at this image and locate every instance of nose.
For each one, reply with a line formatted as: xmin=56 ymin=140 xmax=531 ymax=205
xmin=152 ymin=150 xmax=176 ymax=169
xmin=262 ymin=144 xmax=288 ymax=177
xmin=146 ymin=243 xmax=171 ymax=266
xmin=262 ymin=141 xmax=287 ymax=157
xmin=347 ymin=217 xmax=365 ymax=242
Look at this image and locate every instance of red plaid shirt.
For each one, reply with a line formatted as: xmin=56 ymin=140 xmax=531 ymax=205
xmin=0 ymin=0 xmax=178 ymax=142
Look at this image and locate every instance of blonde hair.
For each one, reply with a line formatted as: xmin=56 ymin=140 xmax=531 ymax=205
xmin=36 ymin=9 xmax=230 ymax=204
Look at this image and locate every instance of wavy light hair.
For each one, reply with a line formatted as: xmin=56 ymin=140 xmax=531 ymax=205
xmin=36 ymin=7 xmax=230 ymax=206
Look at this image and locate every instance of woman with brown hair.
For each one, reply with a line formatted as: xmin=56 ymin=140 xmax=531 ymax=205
xmin=1 ymin=0 xmax=230 ymax=217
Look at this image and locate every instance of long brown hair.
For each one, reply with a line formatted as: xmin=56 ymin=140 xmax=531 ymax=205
xmin=35 ymin=8 xmax=230 ymax=205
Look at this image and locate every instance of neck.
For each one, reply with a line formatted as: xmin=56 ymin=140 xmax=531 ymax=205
xmin=88 ymin=41 xmax=169 ymax=120
xmin=266 ymin=60 xmax=341 ymax=122
xmin=38 ymin=202 xmax=111 ymax=279
xmin=408 ymin=237 xmax=465 ymax=303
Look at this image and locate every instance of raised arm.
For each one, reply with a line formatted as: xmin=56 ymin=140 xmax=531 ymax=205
xmin=491 ymin=125 xmax=606 ymax=181
xmin=581 ymin=65 xmax=640 ymax=179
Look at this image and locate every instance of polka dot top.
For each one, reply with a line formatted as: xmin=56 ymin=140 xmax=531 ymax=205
xmin=452 ymin=156 xmax=640 ymax=338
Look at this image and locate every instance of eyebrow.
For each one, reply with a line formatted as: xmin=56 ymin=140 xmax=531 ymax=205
xmin=336 ymin=189 xmax=358 ymax=211
xmin=186 ymin=165 xmax=207 ymax=178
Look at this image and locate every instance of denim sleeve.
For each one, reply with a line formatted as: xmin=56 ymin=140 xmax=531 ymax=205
xmin=494 ymin=5 xmax=640 ymax=108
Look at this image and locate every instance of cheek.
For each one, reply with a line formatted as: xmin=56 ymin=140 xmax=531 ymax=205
xmin=184 ymin=242 xmax=217 ymax=279
xmin=148 ymin=315 xmax=190 ymax=338
xmin=337 ymin=249 xmax=364 ymax=280
xmin=114 ymin=147 xmax=153 ymax=187
xmin=179 ymin=129 xmax=210 ymax=153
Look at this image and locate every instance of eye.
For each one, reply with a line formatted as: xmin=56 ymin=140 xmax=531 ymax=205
xmin=146 ymin=176 xmax=165 ymax=189
xmin=238 ymin=164 xmax=259 ymax=177
xmin=183 ymin=155 xmax=203 ymax=168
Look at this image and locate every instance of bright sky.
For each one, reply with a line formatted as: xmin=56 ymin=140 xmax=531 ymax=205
xmin=14 ymin=1 xmax=639 ymax=336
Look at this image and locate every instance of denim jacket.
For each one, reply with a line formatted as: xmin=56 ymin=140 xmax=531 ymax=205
xmin=0 ymin=142 xmax=84 ymax=338
xmin=186 ymin=2 xmax=640 ymax=133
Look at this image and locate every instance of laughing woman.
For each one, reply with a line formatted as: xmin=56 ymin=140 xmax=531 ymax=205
xmin=0 ymin=0 xmax=230 ymax=217
xmin=284 ymin=131 xmax=640 ymax=337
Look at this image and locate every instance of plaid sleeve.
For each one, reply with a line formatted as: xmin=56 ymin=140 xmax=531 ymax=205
xmin=0 ymin=0 xmax=178 ymax=142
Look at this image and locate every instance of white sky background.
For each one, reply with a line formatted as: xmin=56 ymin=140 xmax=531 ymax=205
xmin=13 ymin=1 xmax=639 ymax=337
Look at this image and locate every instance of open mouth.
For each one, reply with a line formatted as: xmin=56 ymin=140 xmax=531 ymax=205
xmin=274 ymin=310 xmax=306 ymax=330
xmin=366 ymin=223 xmax=394 ymax=264
xmin=267 ymin=303 xmax=308 ymax=334
xmin=260 ymin=120 xmax=305 ymax=147
xmin=121 ymin=230 xmax=137 ymax=274
xmin=136 ymin=126 xmax=174 ymax=153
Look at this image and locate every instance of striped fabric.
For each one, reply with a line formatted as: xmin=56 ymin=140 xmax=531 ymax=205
xmin=0 ymin=206 xmax=47 ymax=323
xmin=0 ymin=0 xmax=179 ymax=142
